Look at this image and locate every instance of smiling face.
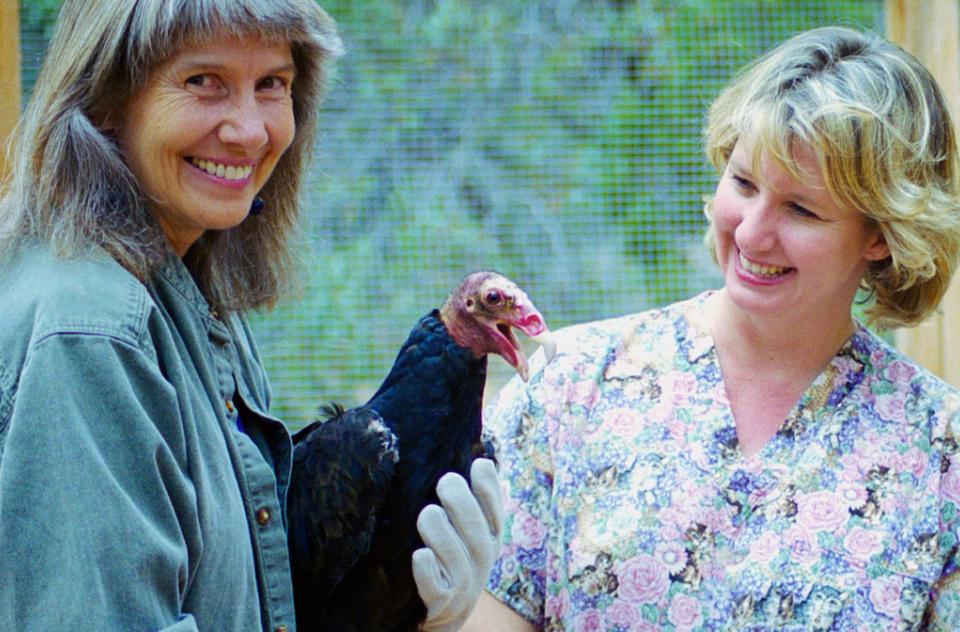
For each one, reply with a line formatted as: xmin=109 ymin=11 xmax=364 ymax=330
xmin=711 ymin=133 xmax=890 ymax=330
xmin=117 ymin=35 xmax=296 ymax=256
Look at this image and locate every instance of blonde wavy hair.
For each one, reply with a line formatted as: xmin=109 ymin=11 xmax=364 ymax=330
xmin=0 ymin=0 xmax=342 ymax=313
xmin=703 ymin=26 xmax=960 ymax=329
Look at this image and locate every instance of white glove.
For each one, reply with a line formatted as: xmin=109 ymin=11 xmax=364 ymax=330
xmin=413 ymin=458 xmax=505 ymax=632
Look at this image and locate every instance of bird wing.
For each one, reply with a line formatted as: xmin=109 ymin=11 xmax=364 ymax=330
xmin=287 ymin=405 xmax=399 ymax=624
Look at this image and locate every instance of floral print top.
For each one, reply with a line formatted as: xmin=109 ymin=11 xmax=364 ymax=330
xmin=485 ymin=292 xmax=960 ymax=631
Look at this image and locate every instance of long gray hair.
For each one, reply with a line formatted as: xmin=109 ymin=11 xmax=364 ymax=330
xmin=0 ymin=0 xmax=343 ymax=313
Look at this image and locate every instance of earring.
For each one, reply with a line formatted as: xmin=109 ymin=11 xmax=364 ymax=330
xmin=250 ymin=196 xmax=265 ymax=215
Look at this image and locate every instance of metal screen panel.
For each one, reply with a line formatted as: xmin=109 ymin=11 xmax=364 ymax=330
xmin=18 ymin=1 xmax=884 ymax=429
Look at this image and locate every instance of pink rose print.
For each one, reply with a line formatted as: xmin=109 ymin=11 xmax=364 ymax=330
xmin=875 ymin=393 xmax=907 ymax=422
xmin=566 ymin=378 xmax=601 ymax=409
xmin=749 ymin=531 xmax=780 ymax=564
xmin=658 ymin=506 xmax=691 ymax=531
xmin=665 ymin=371 xmax=698 ymax=406
xmin=843 ymin=526 xmax=884 ymax=560
xmin=668 ymin=593 xmax=703 ymax=630
xmin=893 ymin=447 xmax=926 ymax=478
xmin=839 ymin=454 xmax=865 ymax=480
xmin=616 ymin=554 xmax=670 ymax=604
xmin=513 ymin=510 xmax=547 ymax=549
xmin=602 ymin=407 xmax=642 ymax=438
xmin=869 ymin=575 xmax=903 ymax=619
xmin=941 ymin=467 xmax=960 ymax=504
xmin=658 ymin=522 xmax=684 ymax=542
xmin=797 ymin=490 xmax=849 ymax=532
xmin=884 ymin=360 xmax=917 ymax=383
xmin=574 ymin=609 xmax=602 ymax=632
xmin=606 ymin=600 xmax=640 ymax=628
xmin=784 ymin=525 xmax=820 ymax=567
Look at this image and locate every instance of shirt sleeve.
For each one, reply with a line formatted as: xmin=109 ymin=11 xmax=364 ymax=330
xmin=927 ymin=461 xmax=960 ymax=627
xmin=924 ymin=394 xmax=960 ymax=629
xmin=0 ymin=331 xmax=200 ymax=631
xmin=485 ymin=369 xmax=556 ymax=627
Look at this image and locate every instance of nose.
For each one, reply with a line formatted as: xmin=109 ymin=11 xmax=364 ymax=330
xmin=217 ymin=91 xmax=269 ymax=150
xmin=734 ymin=196 xmax=778 ymax=253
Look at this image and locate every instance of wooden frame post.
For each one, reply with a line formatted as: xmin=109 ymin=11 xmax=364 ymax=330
xmin=1 ymin=0 xmax=20 ymax=183
xmin=887 ymin=0 xmax=960 ymax=387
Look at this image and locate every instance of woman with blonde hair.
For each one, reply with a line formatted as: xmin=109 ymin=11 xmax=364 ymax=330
xmin=0 ymin=1 xmax=501 ymax=630
xmin=467 ymin=26 xmax=960 ymax=630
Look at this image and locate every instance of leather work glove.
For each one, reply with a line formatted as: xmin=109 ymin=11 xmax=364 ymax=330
xmin=413 ymin=458 xmax=505 ymax=632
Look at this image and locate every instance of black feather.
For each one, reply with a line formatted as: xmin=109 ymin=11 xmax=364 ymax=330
xmin=287 ymin=309 xmax=497 ymax=632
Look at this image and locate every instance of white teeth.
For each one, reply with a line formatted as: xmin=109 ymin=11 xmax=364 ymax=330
xmin=739 ymin=252 xmax=788 ymax=276
xmin=190 ymin=158 xmax=252 ymax=181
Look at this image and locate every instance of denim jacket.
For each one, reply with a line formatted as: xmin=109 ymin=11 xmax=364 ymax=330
xmin=0 ymin=241 xmax=296 ymax=631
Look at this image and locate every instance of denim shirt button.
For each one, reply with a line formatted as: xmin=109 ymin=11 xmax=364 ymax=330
xmin=256 ymin=507 xmax=271 ymax=526
xmin=275 ymin=626 xmax=288 ymax=632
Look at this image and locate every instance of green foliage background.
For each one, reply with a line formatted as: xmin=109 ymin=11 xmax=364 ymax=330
xmin=18 ymin=0 xmax=883 ymax=429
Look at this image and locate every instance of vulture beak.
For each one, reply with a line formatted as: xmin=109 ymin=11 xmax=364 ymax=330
xmin=498 ymin=298 xmax=556 ymax=382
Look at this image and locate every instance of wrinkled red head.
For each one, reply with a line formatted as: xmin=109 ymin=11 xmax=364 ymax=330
xmin=439 ymin=271 xmax=554 ymax=381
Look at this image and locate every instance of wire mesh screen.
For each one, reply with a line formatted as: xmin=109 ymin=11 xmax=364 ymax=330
xmin=18 ymin=0 xmax=883 ymax=430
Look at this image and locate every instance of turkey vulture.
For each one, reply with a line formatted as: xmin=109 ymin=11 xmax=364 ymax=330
xmin=287 ymin=270 xmax=554 ymax=631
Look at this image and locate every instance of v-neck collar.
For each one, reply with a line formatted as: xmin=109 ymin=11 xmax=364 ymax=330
xmin=652 ymin=294 xmax=870 ymax=527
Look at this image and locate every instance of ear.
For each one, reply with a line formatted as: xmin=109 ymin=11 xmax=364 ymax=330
xmin=863 ymin=225 xmax=891 ymax=262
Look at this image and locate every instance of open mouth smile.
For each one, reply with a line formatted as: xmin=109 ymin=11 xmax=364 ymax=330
xmin=188 ymin=157 xmax=253 ymax=182
xmin=738 ymin=251 xmax=794 ymax=278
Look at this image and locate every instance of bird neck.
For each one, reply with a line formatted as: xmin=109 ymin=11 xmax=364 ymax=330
xmin=438 ymin=302 xmax=485 ymax=359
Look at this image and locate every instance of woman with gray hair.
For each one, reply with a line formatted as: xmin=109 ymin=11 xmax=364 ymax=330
xmin=466 ymin=26 xmax=960 ymax=630
xmin=0 ymin=1 xmax=500 ymax=630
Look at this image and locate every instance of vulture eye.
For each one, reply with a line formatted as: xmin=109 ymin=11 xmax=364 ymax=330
xmin=485 ymin=290 xmax=502 ymax=306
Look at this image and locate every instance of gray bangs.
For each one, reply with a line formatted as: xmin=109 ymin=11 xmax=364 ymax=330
xmin=3 ymin=0 xmax=343 ymax=313
xmin=121 ymin=0 xmax=343 ymax=97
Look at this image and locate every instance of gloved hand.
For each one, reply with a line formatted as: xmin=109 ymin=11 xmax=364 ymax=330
xmin=413 ymin=458 xmax=504 ymax=632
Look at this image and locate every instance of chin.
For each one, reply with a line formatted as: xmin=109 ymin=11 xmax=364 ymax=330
xmin=211 ymin=206 xmax=255 ymax=230
xmin=725 ymin=275 xmax=786 ymax=311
